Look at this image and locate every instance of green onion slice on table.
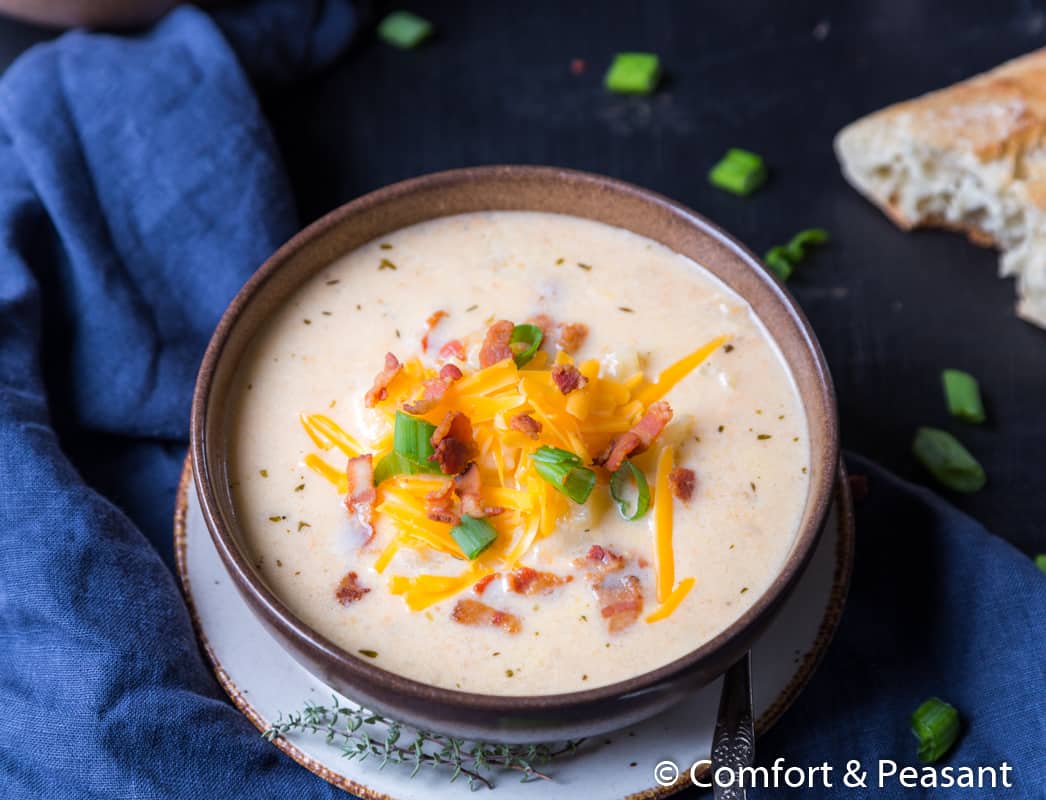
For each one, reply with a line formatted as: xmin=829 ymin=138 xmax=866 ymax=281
xmin=941 ymin=369 xmax=986 ymax=424
xmin=376 ymin=11 xmax=433 ymax=49
xmin=764 ymin=228 xmax=829 ymax=281
xmin=911 ymin=698 xmax=961 ymax=763
xmin=609 ymin=460 xmax=651 ymax=520
xmin=530 ymin=446 xmax=596 ymax=504
xmin=604 ymin=52 xmax=661 ymax=95
xmin=911 ymin=427 xmax=986 ymax=493
xmin=708 ymin=148 xmax=768 ymax=196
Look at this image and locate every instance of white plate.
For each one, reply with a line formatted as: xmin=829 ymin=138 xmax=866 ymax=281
xmin=175 ymin=458 xmax=853 ymax=799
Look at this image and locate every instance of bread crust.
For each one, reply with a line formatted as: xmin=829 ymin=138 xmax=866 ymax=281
xmin=835 ymin=48 xmax=1046 ymax=328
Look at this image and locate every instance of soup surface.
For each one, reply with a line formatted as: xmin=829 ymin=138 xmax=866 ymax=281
xmin=229 ymin=211 xmax=810 ymax=695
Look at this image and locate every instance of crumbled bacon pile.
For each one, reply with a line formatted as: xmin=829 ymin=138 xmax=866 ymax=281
xmin=424 ymin=462 xmax=504 ymax=525
xmin=575 ymin=545 xmax=644 ymax=633
xmin=335 ymin=571 xmax=370 ymax=605
xmin=451 ymin=598 xmax=521 ymax=634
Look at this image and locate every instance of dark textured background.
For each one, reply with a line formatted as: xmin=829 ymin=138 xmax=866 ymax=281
xmin=2 ymin=1 xmax=1044 ymax=556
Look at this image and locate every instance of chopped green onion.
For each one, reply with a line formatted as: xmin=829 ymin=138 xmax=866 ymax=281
xmin=609 ymin=460 xmax=651 ymax=520
xmin=911 ymin=698 xmax=961 ymax=762
xmin=763 ymin=228 xmax=829 ymax=282
xmin=393 ymin=411 xmax=436 ymax=461
xmin=374 ymin=412 xmax=442 ymax=482
xmin=376 ymin=11 xmax=433 ymax=49
xmin=531 ymin=445 xmax=582 ymax=466
xmin=1035 ymin=554 xmax=1046 ymax=574
xmin=941 ymin=369 xmax=985 ymax=424
xmin=764 ymin=246 xmax=794 ymax=281
xmin=509 ymin=324 xmax=543 ymax=367
xmin=709 ymin=148 xmax=767 ymax=196
xmin=530 ymin=447 xmax=595 ymax=504
xmin=604 ymin=52 xmax=661 ymax=95
xmin=450 ymin=515 xmax=498 ymax=559
xmin=783 ymin=228 xmax=829 ymax=261
xmin=912 ymin=427 xmax=986 ymax=493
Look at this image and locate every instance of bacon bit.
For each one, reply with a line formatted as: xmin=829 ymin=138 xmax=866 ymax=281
xmin=509 ymin=413 xmax=542 ymax=439
xmin=598 ymin=401 xmax=674 ymax=472
xmin=432 ymin=411 xmax=475 ymax=449
xmin=551 ymin=363 xmax=587 ymax=394
xmin=526 ymin=315 xmax=588 ymax=355
xmin=364 ymin=352 xmax=402 ymax=407
xmin=439 ymin=338 xmax=466 ymax=360
xmin=479 ymin=319 xmax=515 ymax=367
xmin=403 ymin=377 xmax=452 ymax=415
xmin=668 ymin=467 xmax=697 ymax=503
xmin=439 ymin=363 xmax=463 ymax=381
xmin=432 ymin=436 xmax=470 ymax=476
xmin=558 ymin=322 xmax=588 ymax=354
xmin=429 ymin=412 xmax=475 ymax=475
xmin=452 ymin=462 xmax=502 ymax=518
xmin=425 ymin=480 xmax=459 ymax=524
xmin=577 ymin=544 xmax=626 ymax=573
xmin=451 ymin=598 xmax=521 ymax=634
xmin=505 ymin=566 xmax=572 ymax=595
xmin=528 ymin=313 xmax=555 ymax=341
xmin=344 ymin=454 xmax=376 ymax=528
xmin=421 ymin=309 xmax=449 ymax=353
xmin=473 ymin=573 xmax=499 ymax=595
xmin=595 ymin=575 xmax=644 ymax=633
xmin=335 ymin=571 xmax=370 ymax=605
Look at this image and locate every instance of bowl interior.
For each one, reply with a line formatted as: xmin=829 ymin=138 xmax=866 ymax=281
xmin=192 ymin=165 xmax=838 ymax=707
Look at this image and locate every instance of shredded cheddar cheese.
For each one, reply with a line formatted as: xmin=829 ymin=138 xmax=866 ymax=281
xmin=298 ymin=323 xmax=726 ymax=614
xmin=645 ymin=576 xmax=695 ymax=623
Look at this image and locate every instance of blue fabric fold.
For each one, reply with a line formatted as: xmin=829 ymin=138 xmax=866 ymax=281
xmin=0 ymin=4 xmax=1041 ymax=798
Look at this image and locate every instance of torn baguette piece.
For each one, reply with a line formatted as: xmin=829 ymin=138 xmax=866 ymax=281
xmin=834 ymin=48 xmax=1046 ymax=328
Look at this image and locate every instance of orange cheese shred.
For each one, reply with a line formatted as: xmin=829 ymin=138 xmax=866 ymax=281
xmin=653 ymin=444 xmax=675 ymax=603
xmin=304 ymin=453 xmax=348 ymax=493
xmin=645 ymin=576 xmax=695 ymax=623
xmin=635 ymin=335 xmax=728 ymax=408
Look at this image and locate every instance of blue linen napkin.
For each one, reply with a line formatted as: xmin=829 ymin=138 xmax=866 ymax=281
xmin=0 ymin=4 xmax=1041 ymax=798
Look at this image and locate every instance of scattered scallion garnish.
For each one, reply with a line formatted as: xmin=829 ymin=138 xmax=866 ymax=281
xmin=530 ymin=446 xmax=596 ymax=504
xmin=912 ymin=427 xmax=986 ymax=493
xmin=509 ymin=324 xmax=543 ymax=368
xmin=941 ymin=369 xmax=986 ymax=424
xmin=451 ymin=515 xmax=498 ymax=559
xmin=911 ymin=698 xmax=961 ymax=762
xmin=604 ymin=52 xmax=661 ymax=94
xmin=376 ymin=11 xmax=433 ymax=50
xmin=609 ymin=460 xmax=650 ymax=520
xmin=1035 ymin=554 xmax=1046 ymax=574
xmin=764 ymin=228 xmax=829 ymax=281
xmin=708 ymin=148 xmax=767 ymax=197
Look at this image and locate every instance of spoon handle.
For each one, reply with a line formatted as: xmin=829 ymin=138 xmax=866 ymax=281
xmin=711 ymin=651 xmax=754 ymax=800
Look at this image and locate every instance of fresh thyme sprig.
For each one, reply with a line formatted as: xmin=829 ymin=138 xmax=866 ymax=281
xmin=263 ymin=695 xmax=584 ymax=791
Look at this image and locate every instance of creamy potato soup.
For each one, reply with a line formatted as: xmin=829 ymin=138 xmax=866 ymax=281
xmin=229 ymin=211 xmax=810 ymax=696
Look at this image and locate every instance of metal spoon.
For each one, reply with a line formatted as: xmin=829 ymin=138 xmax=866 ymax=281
xmin=711 ymin=651 xmax=754 ymax=800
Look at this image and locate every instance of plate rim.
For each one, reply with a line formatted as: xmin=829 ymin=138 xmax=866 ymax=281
xmin=173 ymin=453 xmax=855 ymax=799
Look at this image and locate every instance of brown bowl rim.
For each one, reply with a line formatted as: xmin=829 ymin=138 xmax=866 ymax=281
xmin=191 ymin=164 xmax=839 ymax=713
